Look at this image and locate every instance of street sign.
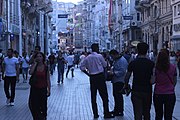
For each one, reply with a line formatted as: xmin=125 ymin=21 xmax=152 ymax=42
xmin=123 ymin=16 xmax=133 ymax=20
xmin=58 ymin=14 xmax=68 ymax=18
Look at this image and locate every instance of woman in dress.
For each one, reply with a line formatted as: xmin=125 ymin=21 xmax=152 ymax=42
xmin=28 ymin=52 xmax=51 ymax=120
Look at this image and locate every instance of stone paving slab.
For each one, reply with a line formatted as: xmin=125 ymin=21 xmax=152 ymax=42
xmin=0 ymin=68 xmax=179 ymax=120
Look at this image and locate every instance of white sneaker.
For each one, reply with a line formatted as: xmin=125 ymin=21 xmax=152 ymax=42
xmin=6 ymin=99 xmax=10 ymax=105
xmin=10 ymin=102 xmax=14 ymax=106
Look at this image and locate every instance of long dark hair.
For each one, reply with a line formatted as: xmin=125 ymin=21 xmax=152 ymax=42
xmin=156 ymin=49 xmax=170 ymax=72
xmin=34 ymin=52 xmax=46 ymax=64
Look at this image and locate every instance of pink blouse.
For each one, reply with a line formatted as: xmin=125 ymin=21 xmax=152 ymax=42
xmin=154 ymin=64 xmax=177 ymax=94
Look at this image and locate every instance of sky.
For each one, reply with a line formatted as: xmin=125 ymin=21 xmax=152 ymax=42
xmin=56 ymin=0 xmax=82 ymax=4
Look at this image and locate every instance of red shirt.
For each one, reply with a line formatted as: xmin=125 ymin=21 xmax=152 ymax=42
xmin=34 ymin=67 xmax=47 ymax=88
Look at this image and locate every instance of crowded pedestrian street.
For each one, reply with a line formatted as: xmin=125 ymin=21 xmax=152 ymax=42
xmin=0 ymin=67 xmax=180 ymax=120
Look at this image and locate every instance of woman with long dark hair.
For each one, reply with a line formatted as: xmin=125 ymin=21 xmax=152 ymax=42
xmin=28 ymin=52 xmax=51 ymax=120
xmin=153 ymin=49 xmax=177 ymax=120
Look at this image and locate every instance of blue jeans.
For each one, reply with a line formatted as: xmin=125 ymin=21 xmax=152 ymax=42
xmin=58 ymin=67 xmax=64 ymax=83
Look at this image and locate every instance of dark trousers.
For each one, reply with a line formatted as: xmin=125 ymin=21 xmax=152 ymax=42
xmin=29 ymin=87 xmax=47 ymax=120
xmin=131 ymin=91 xmax=152 ymax=120
xmin=112 ymin=82 xmax=124 ymax=113
xmin=4 ymin=76 xmax=17 ymax=102
xmin=153 ymin=93 xmax=176 ymax=120
xmin=66 ymin=65 xmax=74 ymax=77
xmin=89 ymin=73 xmax=109 ymax=116
xmin=178 ymin=61 xmax=180 ymax=76
xmin=58 ymin=67 xmax=64 ymax=83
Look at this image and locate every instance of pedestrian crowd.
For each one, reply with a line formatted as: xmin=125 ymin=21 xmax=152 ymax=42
xmin=0 ymin=42 xmax=179 ymax=120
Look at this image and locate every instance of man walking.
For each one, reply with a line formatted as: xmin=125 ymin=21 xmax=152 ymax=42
xmin=80 ymin=43 xmax=114 ymax=118
xmin=2 ymin=49 xmax=19 ymax=106
xmin=124 ymin=42 xmax=155 ymax=120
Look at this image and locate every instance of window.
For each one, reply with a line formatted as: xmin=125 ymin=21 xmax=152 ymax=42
xmin=178 ymin=4 xmax=180 ymax=15
xmin=174 ymin=6 xmax=177 ymax=16
xmin=137 ymin=13 xmax=140 ymax=21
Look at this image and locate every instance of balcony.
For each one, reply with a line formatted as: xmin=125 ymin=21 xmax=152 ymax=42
xmin=140 ymin=0 xmax=150 ymax=8
xmin=135 ymin=0 xmax=142 ymax=11
xmin=21 ymin=0 xmax=31 ymax=8
xmin=135 ymin=0 xmax=150 ymax=11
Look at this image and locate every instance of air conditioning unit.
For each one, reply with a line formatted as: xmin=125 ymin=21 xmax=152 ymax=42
xmin=131 ymin=21 xmax=137 ymax=26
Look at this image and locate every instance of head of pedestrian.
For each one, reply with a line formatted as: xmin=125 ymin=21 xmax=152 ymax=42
xmin=34 ymin=52 xmax=46 ymax=64
xmin=137 ymin=42 xmax=149 ymax=56
xmin=91 ymin=43 xmax=99 ymax=53
xmin=156 ymin=49 xmax=170 ymax=72
xmin=7 ymin=48 xmax=14 ymax=58
xmin=23 ymin=52 xmax=27 ymax=57
xmin=35 ymin=46 xmax=41 ymax=53
xmin=109 ymin=49 xmax=119 ymax=60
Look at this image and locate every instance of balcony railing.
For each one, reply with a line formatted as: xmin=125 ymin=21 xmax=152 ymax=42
xmin=135 ymin=0 xmax=150 ymax=11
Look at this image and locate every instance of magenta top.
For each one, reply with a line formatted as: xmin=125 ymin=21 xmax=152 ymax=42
xmin=154 ymin=64 xmax=177 ymax=94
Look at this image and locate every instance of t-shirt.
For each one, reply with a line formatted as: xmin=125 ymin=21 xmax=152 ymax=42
xmin=66 ymin=55 xmax=74 ymax=66
xmin=4 ymin=57 xmax=19 ymax=76
xmin=128 ymin=57 xmax=155 ymax=93
xmin=21 ymin=56 xmax=29 ymax=68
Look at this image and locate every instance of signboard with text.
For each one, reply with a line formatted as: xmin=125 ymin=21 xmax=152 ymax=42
xmin=123 ymin=16 xmax=133 ymax=20
xmin=58 ymin=14 xmax=68 ymax=18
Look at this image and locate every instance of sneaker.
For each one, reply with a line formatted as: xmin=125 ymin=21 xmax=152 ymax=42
xmin=6 ymin=99 xmax=10 ymax=105
xmin=10 ymin=102 xmax=14 ymax=106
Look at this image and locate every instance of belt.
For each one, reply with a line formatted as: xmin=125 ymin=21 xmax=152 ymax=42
xmin=90 ymin=72 xmax=103 ymax=76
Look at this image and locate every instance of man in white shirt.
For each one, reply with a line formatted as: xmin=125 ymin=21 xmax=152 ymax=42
xmin=65 ymin=52 xmax=74 ymax=78
xmin=2 ymin=49 xmax=19 ymax=106
xmin=80 ymin=43 xmax=114 ymax=119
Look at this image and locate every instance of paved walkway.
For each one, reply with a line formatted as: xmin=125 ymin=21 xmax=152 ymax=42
xmin=0 ymin=68 xmax=179 ymax=120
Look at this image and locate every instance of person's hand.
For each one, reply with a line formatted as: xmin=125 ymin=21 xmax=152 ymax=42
xmin=47 ymin=89 xmax=50 ymax=97
xmin=2 ymin=75 xmax=5 ymax=80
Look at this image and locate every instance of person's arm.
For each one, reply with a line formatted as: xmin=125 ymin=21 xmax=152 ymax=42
xmin=46 ymin=66 xmax=51 ymax=97
xmin=80 ymin=58 xmax=89 ymax=76
xmin=29 ymin=54 xmax=35 ymax=65
xmin=173 ymin=68 xmax=177 ymax=86
xmin=100 ymin=55 xmax=107 ymax=68
xmin=2 ymin=60 xmax=5 ymax=80
xmin=15 ymin=61 xmax=20 ymax=80
xmin=124 ymin=71 xmax=132 ymax=87
xmin=29 ymin=62 xmax=38 ymax=75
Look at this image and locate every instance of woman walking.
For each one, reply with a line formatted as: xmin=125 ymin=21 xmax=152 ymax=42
xmin=28 ymin=52 xmax=51 ymax=120
xmin=153 ymin=49 xmax=177 ymax=120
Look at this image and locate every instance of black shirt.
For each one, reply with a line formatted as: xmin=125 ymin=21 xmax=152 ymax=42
xmin=128 ymin=57 xmax=154 ymax=93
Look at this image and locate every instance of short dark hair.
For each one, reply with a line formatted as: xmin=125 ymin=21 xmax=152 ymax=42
xmin=137 ymin=42 xmax=149 ymax=55
xmin=91 ymin=43 xmax=99 ymax=52
xmin=35 ymin=46 xmax=41 ymax=51
xmin=8 ymin=48 xmax=14 ymax=53
xmin=109 ymin=49 xmax=119 ymax=55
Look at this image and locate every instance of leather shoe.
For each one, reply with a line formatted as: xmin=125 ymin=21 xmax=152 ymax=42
xmin=94 ymin=115 xmax=99 ymax=118
xmin=104 ymin=113 xmax=114 ymax=118
xmin=114 ymin=112 xmax=124 ymax=116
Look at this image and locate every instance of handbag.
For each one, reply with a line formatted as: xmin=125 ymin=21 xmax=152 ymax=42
xmin=29 ymin=65 xmax=38 ymax=86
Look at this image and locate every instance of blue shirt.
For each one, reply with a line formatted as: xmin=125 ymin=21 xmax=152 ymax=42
xmin=112 ymin=56 xmax=128 ymax=83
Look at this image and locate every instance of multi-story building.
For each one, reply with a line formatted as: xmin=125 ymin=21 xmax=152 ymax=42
xmin=135 ymin=0 xmax=172 ymax=54
xmin=171 ymin=0 xmax=180 ymax=51
xmin=52 ymin=1 xmax=74 ymax=52
xmin=83 ymin=0 xmax=110 ymax=51
xmin=121 ymin=0 xmax=142 ymax=52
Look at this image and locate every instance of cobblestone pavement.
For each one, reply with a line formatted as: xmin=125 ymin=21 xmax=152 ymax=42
xmin=0 ymin=68 xmax=179 ymax=120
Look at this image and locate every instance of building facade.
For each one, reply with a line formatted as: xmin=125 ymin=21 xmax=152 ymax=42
xmin=171 ymin=0 xmax=180 ymax=51
xmin=135 ymin=0 xmax=173 ymax=54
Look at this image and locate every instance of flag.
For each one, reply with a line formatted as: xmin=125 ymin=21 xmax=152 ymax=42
xmin=108 ymin=0 xmax=113 ymax=32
